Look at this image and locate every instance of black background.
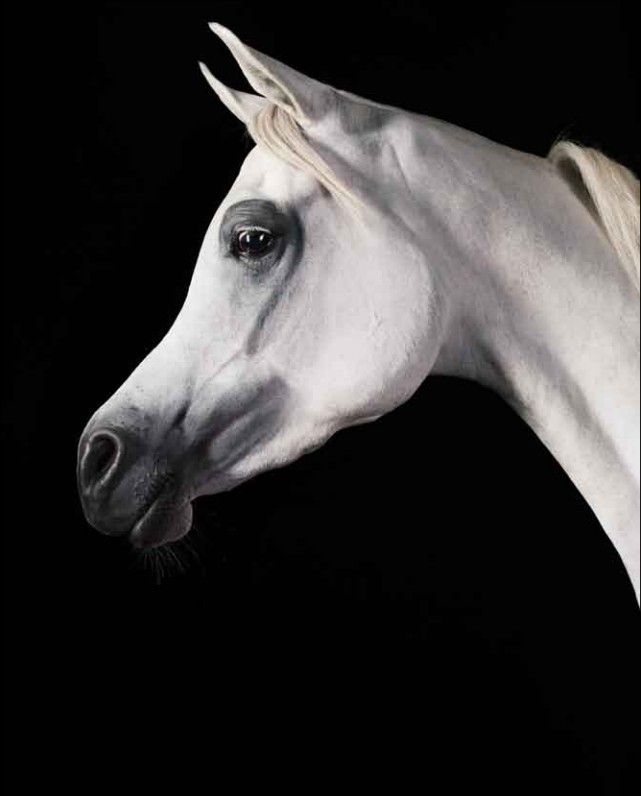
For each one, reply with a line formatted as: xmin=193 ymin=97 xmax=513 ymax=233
xmin=3 ymin=1 xmax=639 ymax=792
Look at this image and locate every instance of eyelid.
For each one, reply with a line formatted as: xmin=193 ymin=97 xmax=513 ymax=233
xmin=234 ymin=224 xmax=272 ymax=233
xmin=233 ymin=224 xmax=281 ymax=241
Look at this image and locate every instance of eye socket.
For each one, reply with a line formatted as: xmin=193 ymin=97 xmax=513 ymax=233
xmin=233 ymin=227 xmax=276 ymax=259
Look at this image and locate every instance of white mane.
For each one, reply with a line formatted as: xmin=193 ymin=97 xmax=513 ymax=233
xmin=248 ymin=103 xmax=360 ymax=207
xmin=549 ymin=141 xmax=640 ymax=290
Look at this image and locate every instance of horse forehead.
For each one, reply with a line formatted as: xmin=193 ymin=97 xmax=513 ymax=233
xmin=234 ymin=145 xmax=319 ymax=202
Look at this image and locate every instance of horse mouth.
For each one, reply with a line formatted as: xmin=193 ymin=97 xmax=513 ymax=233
xmin=129 ymin=492 xmax=193 ymax=550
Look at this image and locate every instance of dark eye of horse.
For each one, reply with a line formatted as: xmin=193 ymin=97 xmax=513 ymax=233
xmin=234 ymin=228 xmax=275 ymax=258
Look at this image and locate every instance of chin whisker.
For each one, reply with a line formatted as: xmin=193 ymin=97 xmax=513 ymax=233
xmin=130 ymin=509 xmax=231 ymax=583
xmin=133 ymin=522 xmax=208 ymax=583
xmin=135 ymin=543 xmax=180 ymax=584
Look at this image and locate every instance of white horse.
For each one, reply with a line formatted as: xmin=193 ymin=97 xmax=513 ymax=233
xmin=77 ymin=23 xmax=640 ymax=602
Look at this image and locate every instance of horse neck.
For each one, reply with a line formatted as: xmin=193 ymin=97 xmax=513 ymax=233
xmin=414 ymin=119 xmax=641 ymax=601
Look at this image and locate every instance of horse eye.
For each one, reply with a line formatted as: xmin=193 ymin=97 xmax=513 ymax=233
xmin=234 ymin=228 xmax=275 ymax=258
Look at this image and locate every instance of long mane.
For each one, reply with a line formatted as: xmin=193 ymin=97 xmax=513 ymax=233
xmin=549 ymin=141 xmax=640 ymax=291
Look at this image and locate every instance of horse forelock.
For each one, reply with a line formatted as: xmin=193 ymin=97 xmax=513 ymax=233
xmin=247 ymin=103 xmax=362 ymax=209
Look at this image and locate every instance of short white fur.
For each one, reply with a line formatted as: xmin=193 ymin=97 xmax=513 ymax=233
xmin=86 ymin=23 xmax=640 ymax=602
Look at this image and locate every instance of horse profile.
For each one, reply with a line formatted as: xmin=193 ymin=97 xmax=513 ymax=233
xmin=77 ymin=24 xmax=640 ymax=602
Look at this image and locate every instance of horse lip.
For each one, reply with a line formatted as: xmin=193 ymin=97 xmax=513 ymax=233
xmin=129 ymin=496 xmax=161 ymax=546
xmin=128 ymin=489 xmax=192 ymax=550
xmin=128 ymin=468 xmax=176 ymax=540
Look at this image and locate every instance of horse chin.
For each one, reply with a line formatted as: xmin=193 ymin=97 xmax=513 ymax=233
xmin=129 ymin=496 xmax=193 ymax=550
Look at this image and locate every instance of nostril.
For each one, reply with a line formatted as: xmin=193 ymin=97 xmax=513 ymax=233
xmin=91 ymin=436 xmax=116 ymax=475
xmin=81 ymin=432 xmax=122 ymax=493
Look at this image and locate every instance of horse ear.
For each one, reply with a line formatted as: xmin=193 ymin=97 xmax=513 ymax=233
xmin=198 ymin=61 xmax=267 ymax=125
xmin=208 ymin=22 xmax=334 ymax=125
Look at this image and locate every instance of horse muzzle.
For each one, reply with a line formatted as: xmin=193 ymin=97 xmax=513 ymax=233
xmin=77 ymin=425 xmax=193 ymax=549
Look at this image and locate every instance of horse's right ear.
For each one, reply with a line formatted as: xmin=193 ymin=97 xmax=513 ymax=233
xmin=198 ymin=61 xmax=267 ymax=125
xmin=207 ymin=23 xmax=336 ymax=126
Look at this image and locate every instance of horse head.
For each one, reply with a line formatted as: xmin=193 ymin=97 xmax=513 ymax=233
xmin=77 ymin=24 xmax=449 ymax=549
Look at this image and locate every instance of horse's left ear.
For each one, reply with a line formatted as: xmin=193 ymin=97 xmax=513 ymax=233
xmin=198 ymin=60 xmax=267 ymax=125
xmin=208 ymin=22 xmax=335 ymax=125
